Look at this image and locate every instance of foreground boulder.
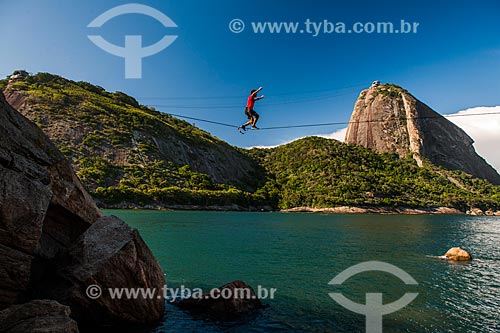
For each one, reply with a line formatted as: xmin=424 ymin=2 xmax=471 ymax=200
xmin=444 ymin=247 xmax=472 ymax=261
xmin=0 ymin=92 xmax=164 ymax=326
xmin=46 ymin=216 xmax=165 ymax=324
xmin=176 ymin=280 xmax=263 ymax=320
xmin=0 ymin=299 xmax=78 ymax=332
xmin=0 ymin=92 xmax=101 ymax=308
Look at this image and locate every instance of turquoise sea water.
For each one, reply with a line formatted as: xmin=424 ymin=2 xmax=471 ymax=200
xmin=104 ymin=210 xmax=500 ymax=332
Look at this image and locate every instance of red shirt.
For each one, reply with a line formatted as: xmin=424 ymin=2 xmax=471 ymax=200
xmin=246 ymin=94 xmax=255 ymax=109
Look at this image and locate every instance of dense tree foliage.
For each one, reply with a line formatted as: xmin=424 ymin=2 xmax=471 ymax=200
xmin=249 ymin=137 xmax=500 ymax=210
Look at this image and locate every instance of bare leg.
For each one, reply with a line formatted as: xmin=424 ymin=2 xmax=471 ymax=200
xmin=252 ymin=114 xmax=260 ymax=126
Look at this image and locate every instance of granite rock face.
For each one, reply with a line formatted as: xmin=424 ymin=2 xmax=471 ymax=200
xmin=345 ymin=84 xmax=500 ymax=185
xmin=0 ymin=92 xmax=101 ymax=308
xmin=47 ymin=216 xmax=165 ymax=325
xmin=0 ymin=93 xmax=164 ymax=326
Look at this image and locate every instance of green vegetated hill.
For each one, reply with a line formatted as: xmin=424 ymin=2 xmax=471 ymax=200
xmin=1 ymin=73 xmax=268 ymax=208
xmin=248 ymin=137 xmax=500 ymax=211
xmin=1 ymin=72 xmax=499 ymax=211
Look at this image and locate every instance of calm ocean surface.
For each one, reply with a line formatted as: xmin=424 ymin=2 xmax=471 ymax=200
xmin=103 ymin=210 xmax=500 ymax=332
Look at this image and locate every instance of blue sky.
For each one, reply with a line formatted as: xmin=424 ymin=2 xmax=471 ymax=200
xmin=1 ymin=0 xmax=500 ymax=148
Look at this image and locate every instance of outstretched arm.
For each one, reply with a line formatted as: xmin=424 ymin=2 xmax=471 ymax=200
xmin=251 ymin=86 xmax=263 ymax=96
xmin=255 ymin=94 xmax=265 ymax=101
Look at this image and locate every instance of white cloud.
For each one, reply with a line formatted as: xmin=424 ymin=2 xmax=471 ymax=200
xmin=446 ymin=106 xmax=500 ymax=172
xmin=246 ymin=139 xmax=301 ymax=150
xmin=317 ymin=127 xmax=347 ymax=142
xmin=247 ymin=144 xmax=280 ymax=149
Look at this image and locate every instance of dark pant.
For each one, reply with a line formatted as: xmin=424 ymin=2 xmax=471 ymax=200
xmin=245 ymin=107 xmax=259 ymax=120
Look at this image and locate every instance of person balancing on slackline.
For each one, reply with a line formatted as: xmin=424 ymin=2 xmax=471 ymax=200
xmin=238 ymin=86 xmax=264 ymax=133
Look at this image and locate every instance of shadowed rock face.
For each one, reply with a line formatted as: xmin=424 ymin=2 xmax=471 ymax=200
xmin=0 ymin=299 xmax=78 ymax=333
xmin=0 ymin=93 xmax=165 ymax=326
xmin=46 ymin=216 xmax=165 ymax=325
xmin=0 ymin=92 xmax=101 ymax=308
xmin=345 ymin=84 xmax=500 ymax=185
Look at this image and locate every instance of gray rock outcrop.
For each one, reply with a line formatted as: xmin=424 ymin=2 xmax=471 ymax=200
xmin=46 ymin=216 xmax=165 ymax=325
xmin=345 ymin=84 xmax=500 ymax=185
xmin=0 ymin=91 xmax=100 ymax=308
xmin=0 ymin=92 xmax=164 ymax=326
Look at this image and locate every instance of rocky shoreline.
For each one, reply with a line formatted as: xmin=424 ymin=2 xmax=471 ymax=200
xmin=283 ymin=206 xmax=500 ymax=215
xmin=282 ymin=206 xmax=466 ymax=214
xmin=97 ymin=202 xmax=273 ymax=211
xmin=97 ymin=202 xmax=500 ymax=216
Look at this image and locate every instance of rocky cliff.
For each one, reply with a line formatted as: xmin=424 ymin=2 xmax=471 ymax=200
xmin=345 ymin=83 xmax=500 ymax=185
xmin=0 ymin=92 xmax=164 ymax=329
xmin=2 ymin=73 xmax=260 ymax=194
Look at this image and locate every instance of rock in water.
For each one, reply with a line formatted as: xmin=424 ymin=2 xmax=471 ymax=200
xmin=466 ymin=208 xmax=484 ymax=216
xmin=444 ymin=247 xmax=472 ymax=261
xmin=176 ymin=280 xmax=263 ymax=320
xmin=0 ymin=299 xmax=78 ymax=333
xmin=48 ymin=216 xmax=165 ymax=325
xmin=345 ymin=84 xmax=500 ymax=185
xmin=0 ymin=92 xmax=165 ymax=325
